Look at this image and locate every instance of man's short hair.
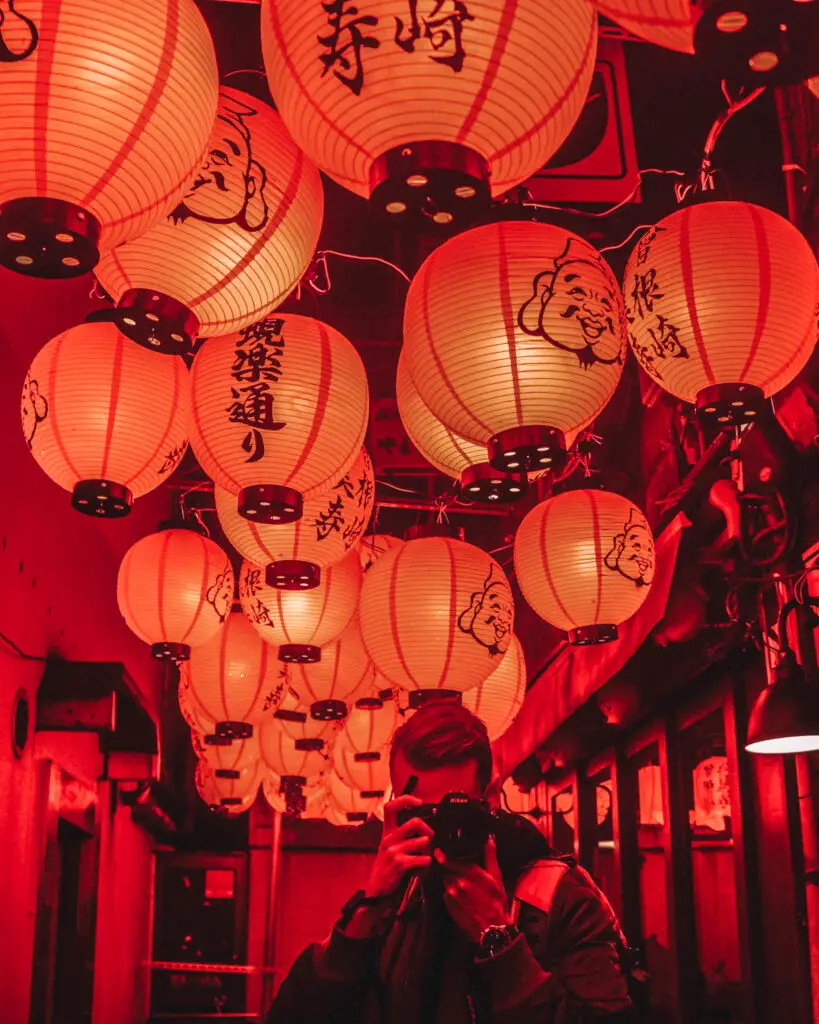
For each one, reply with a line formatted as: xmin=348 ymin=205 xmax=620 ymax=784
xmin=389 ymin=699 xmax=493 ymax=793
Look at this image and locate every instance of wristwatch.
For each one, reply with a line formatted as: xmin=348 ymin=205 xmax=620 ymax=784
xmin=478 ymin=923 xmax=519 ymax=958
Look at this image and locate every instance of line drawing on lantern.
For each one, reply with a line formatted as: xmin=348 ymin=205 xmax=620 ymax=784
xmin=457 ymin=564 xmax=514 ymax=657
xmin=0 ymin=0 xmax=38 ymax=63
xmin=517 ymin=238 xmax=623 ymax=370
xmin=603 ymin=508 xmax=656 ymax=587
xmin=205 ymin=568 xmax=234 ymax=623
xmin=318 ymin=0 xmax=380 ymax=96
xmin=170 ymin=93 xmax=271 ymax=233
xmin=394 ymin=0 xmax=474 ymax=73
xmin=21 ymin=372 xmax=47 ymax=450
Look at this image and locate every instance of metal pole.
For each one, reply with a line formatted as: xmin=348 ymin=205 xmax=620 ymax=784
xmin=261 ymin=810 xmax=283 ymax=1013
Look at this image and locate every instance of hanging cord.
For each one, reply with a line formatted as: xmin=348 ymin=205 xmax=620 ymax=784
xmin=297 ymin=248 xmax=411 ymax=300
xmin=521 ymin=166 xmax=686 ymax=220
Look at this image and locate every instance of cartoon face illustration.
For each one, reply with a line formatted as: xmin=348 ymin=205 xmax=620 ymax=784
xmin=604 ymin=509 xmax=655 ymax=587
xmin=0 ymin=1 xmax=38 ymax=63
xmin=518 ymin=239 xmax=623 ymax=369
xmin=206 ymin=566 xmax=234 ymax=623
xmin=170 ymin=94 xmax=269 ymax=233
xmin=458 ymin=565 xmax=513 ymax=656
xmin=21 ymin=372 xmax=48 ymax=450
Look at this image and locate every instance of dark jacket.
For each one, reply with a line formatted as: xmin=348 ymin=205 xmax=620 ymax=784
xmin=267 ymin=813 xmax=632 ymax=1024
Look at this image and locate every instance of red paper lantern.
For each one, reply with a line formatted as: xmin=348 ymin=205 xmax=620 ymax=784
xmin=359 ymin=534 xmax=404 ymax=573
xmin=463 ymin=634 xmax=527 ymax=741
xmin=262 ymin=773 xmax=328 ymax=818
xmin=117 ymin=527 xmax=233 ymax=660
xmin=95 ymin=89 xmax=324 ymax=354
xmin=596 ymin=1 xmax=694 ymax=53
xmin=178 ymin=670 xmax=216 ymax=734
xmin=290 ymin=617 xmax=378 ymax=719
xmin=340 ymin=698 xmax=399 ymax=754
xmin=196 ymin=761 xmax=259 ymax=813
xmin=189 ymin=314 xmax=369 ymax=524
xmin=0 ymin=0 xmax=218 ymax=277
xmin=624 ymin=203 xmax=819 ymax=428
xmin=403 ymin=220 xmax=626 ymax=473
xmin=193 ymin=732 xmax=260 ymax=780
xmin=186 ymin=609 xmax=289 ymax=738
xmin=359 ymin=536 xmax=515 ymax=699
xmin=271 ymin=689 xmax=344 ymax=746
xmin=333 ymin=741 xmax=391 ymax=794
xmin=328 ymin=770 xmax=383 ymax=822
xmin=215 ymin=448 xmax=374 ymax=590
xmin=239 ymin=553 xmax=362 ymax=666
xmin=259 ymin=721 xmax=327 ymax=783
xmin=261 ymin=0 xmax=597 ymax=226
xmin=515 ymin=490 xmax=655 ymax=645
xmin=22 ymin=322 xmax=190 ymax=517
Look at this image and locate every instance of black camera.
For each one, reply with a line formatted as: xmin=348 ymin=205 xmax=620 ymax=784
xmin=397 ymin=792 xmax=494 ymax=862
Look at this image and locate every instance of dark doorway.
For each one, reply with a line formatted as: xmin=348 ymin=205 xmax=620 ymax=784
xmin=52 ymin=818 xmax=97 ymax=1024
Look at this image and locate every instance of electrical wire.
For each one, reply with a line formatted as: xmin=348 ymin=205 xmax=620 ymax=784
xmin=522 ymin=167 xmax=686 ymax=220
xmin=599 ymin=224 xmax=654 ymax=255
xmin=0 ymin=631 xmax=48 ymax=662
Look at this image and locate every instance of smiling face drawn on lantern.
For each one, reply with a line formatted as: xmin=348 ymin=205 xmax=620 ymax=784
xmin=21 ymin=372 xmax=48 ymax=450
xmin=458 ymin=565 xmax=513 ymax=656
xmin=604 ymin=509 xmax=655 ymax=587
xmin=206 ymin=567 xmax=235 ymax=623
xmin=170 ymin=94 xmax=269 ymax=233
xmin=0 ymin=0 xmax=38 ymax=62
xmin=517 ymin=239 xmax=623 ymax=370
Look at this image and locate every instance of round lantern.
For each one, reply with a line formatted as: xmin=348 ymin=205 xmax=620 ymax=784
xmin=359 ymin=536 xmax=515 ymax=700
xmin=340 ymin=697 xmax=399 ymax=754
xmin=189 ymin=314 xmax=368 ymax=523
xmin=261 ymin=0 xmax=597 ymax=227
xmin=0 ymin=0 xmax=218 ymax=278
xmin=196 ymin=762 xmax=259 ymax=813
xmin=403 ymin=220 xmax=626 ymax=473
xmin=328 ymin=770 xmax=383 ymax=823
xmin=515 ymin=490 xmax=655 ymax=645
xmin=193 ymin=732 xmax=260 ymax=782
xmin=239 ymin=552 xmax=362 ymax=665
xmin=623 ymin=202 xmax=819 ymax=429
xmin=259 ymin=720 xmax=328 ymax=784
xmin=187 ymin=609 xmax=289 ymax=739
xmin=463 ymin=634 xmax=527 ymax=741
xmin=597 ymin=1 xmax=694 ymax=53
xmin=333 ymin=741 xmax=391 ymax=794
xmin=178 ymin=670 xmax=216 ymax=734
xmin=360 ymin=534 xmax=404 ymax=573
xmin=95 ymin=89 xmax=324 ymax=354
xmin=262 ymin=773 xmax=328 ymax=818
xmin=22 ymin=322 xmax=190 ymax=517
xmin=290 ymin=617 xmax=378 ymax=719
xmin=215 ymin=448 xmax=374 ymax=590
xmin=117 ymin=527 xmax=233 ymax=660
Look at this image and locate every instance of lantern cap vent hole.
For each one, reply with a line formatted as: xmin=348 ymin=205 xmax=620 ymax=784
xmin=239 ymin=485 xmax=302 ymax=525
xmin=72 ymin=480 xmax=132 ymax=519
xmin=0 ymin=198 xmax=100 ymax=278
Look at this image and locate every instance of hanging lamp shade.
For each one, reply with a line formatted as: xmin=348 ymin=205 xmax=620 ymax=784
xmin=178 ymin=670 xmax=216 ymax=734
xmin=463 ymin=634 xmax=527 ymax=741
xmin=117 ymin=527 xmax=233 ymax=661
xmin=515 ymin=489 xmax=655 ymax=645
xmin=262 ymin=773 xmax=329 ymax=818
xmin=196 ymin=762 xmax=260 ymax=812
xmin=290 ymin=617 xmax=378 ymax=720
xmin=328 ymin=770 xmax=383 ymax=823
xmin=215 ymin=448 xmax=374 ymax=591
xmin=239 ymin=552 xmax=362 ymax=666
xmin=359 ymin=536 xmax=514 ymax=701
xmin=260 ymin=0 xmax=597 ymax=227
xmin=186 ymin=609 xmax=289 ymax=739
xmin=333 ymin=741 xmax=391 ymax=794
xmin=22 ymin=322 xmax=190 ymax=517
xmin=360 ymin=534 xmax=404 ymax=573
xmin=0 ymin=0 xmax=218 ymax=278
xmin=95 ymin=89 xmax=324 ymax=354
xmin=403 ymin=220 xmax=626 ymax=473
xmin=596 ymin=1 xmax=694 ymax=53
xmin=745 ymin=655 xmax=819 ymax=754
xmin=189 ymin=313 xmax=369 ymax=524
xmin=259 ymin=720 xmax=327 ymax=783
xmin=340 ymin=698 xmax=399 ymax=755
xmin=193 ymin=732 xmax=261 ymax=780
xmin=624 ymin=202 xmax=819 ymax=428
xmin=396 ymin=350 xmax=565 ymax=503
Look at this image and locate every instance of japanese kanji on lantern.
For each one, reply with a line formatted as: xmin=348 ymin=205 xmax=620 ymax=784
xmin=514 ymin=489 xmax=655 ymax=645
xmin=239 ymin=552 xmax=362 ymax=666
xmin=189 ymin=314 xmax=369 ymax=524
xmin=623 ymin=202 xmax=819 ymax=429
xmin=463 ymin=634 xmax=527 ymax=741
xmin=259 ymin=720 xmax=328 ymax=814
xmin=117 ymin=526 xmax=234 ymax=661
xmin=22 ymin=322 xmax=190 ymax=518
xmin=0 ymin=0 xmax=219 ymax=278
xmin=359 ymin=535 xmax=515 ymax=702
xmin=215 ymin=448 xmax=374 ymax=591
xmin=262 ymin=773 xmax=329 ymax=819
xmin=290 ymin=616 xmax=380 ymax=719
xmin=94 ymin=89 xmax=324 ymax=355
xmin=402 ymin=220 xmax=626 ymax=475
xmin=186 ymin=609 xmax=289 ymax=739
xmin=261 ymin=0 xmax=597 ymax=227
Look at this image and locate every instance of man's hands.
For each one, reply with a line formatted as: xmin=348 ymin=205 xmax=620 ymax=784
xmin=363 ymin=795 xmax=434 ymax=899
xmin=441 ymin=837 xmax=512 ymax=943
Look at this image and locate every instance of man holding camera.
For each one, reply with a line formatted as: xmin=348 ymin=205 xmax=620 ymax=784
xmin=268 ymin=701 xmax=634 ymax=1023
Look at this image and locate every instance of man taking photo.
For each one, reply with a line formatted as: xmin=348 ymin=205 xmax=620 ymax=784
xmin=268 ymin=700 xmax=634 ymax=1023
